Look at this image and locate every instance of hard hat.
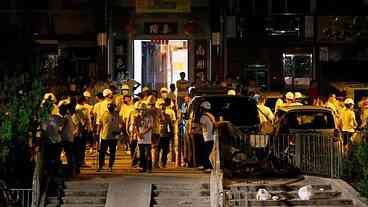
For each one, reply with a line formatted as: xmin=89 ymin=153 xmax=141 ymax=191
xmin=121 ymin=84 xmax=129 ymax=90
xmin=103 ymin=89 xmax=113 ymax=97
xmin=200 ymin=101 xmax=211 ymax=110
xmin=146 ymin=95 xmax=156 ymax=105
xmin=83 ymin=91 xmax=91 ymax=98
xmin=142 ymin=86 xmax=150 ymax=92
xmin=227 ymin=89 xmax=236 ymax=96
xmin=43 ymin=93 xmax=57 ymax=103
xmin=285 ymin=92 xmax=294 ymax=100
xmin=160 ymin=87 xmax=169 ymax=93
xmin=294 ymin=92 xmax=303 ymax=99
xmin=344 ymin=98 xmax=354 ymax=105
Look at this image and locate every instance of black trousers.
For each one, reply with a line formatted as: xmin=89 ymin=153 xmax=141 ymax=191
xmin=139 ymin=144 xmax=152 ymax=171
xmin=193 ymin=134 xmax=204 ymax=167
xmin=44 ymin=141 xmax=61 ymax=176
xmin=202 ymin=140 xmax=214 ymax=170
xmin=99 ymin=139 xmax=117 ymax=169
xmin=158 ymin=137 xmax=170 ymax=167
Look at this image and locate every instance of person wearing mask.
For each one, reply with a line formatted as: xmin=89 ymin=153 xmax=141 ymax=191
xmin=257 ymin=96 xmax=275 ymax=135
xmin=119 ymin=94 xmax=134 ymax=151
xmin=145 ymin=95 xmax=161 ymax=168
xmin=158 ymin=100 xmax=174 ymax=168
xmin=156 ymin=87 xmax=169 ymax=107
xmin=339 ymin=98 xmax=357 ymax=156
xmin=97 ymin=103 xmax=121 ymax=172
xmin=199 ymin=101 xmax=219 ymax=173
xmin=133 ymin=102 xmax=154 ymax=173
xmin=115 ymin=84 xmax=129 ymax=111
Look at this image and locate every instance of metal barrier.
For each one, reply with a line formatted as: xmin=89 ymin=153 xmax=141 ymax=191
xmin=0 ymin=188 xmax=32 ymax=207
xmin=270 ymin=134 xmax=344 ymax=178
xmin=10 ymin=189 xmax=32 ymax=207
xmin=223 ymin=190 xmax=249 ymax=207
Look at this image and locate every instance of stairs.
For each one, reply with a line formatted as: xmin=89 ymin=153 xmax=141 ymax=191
xmin=46 ymin=181 xmax=108 ymax=207
xmin=151 ymin=183 xmax=211 ymax=207
xmin=225 ymin=183 xmax=355 ymax=206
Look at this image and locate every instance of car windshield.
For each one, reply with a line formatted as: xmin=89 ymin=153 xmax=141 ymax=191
xmin=287 ymin=111 xmax=335 ymax=129
xmin=205 ymin=97 xmax=259 ymax=126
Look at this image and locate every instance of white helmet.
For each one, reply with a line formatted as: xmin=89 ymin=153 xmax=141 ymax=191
xmin=294 ymin=92 xmax=303 ymax=99
xmin=103 ymin=89 xmax=113 ymax=97
xmin=200 ymin=101 xmax=211 ymax=110
xmin=285 ymin=92 xmax=294 ymax=100
xmin=344 ymin=98 xmax=354 ymax=105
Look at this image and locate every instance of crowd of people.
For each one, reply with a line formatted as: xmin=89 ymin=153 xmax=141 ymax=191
xmin=3 ymin=68 xmax=365 ymax=177
xmin=40 ymin=72 xmax=194 ymax=176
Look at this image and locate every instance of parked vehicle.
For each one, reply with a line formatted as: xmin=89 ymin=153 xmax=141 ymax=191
xmin=273 ymin=105 xmax=337 ymax=136
xmin=183 ymin=95 xmax=260 ymax=167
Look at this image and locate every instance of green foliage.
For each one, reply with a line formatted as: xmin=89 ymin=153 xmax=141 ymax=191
xmin=0 ymin=77 xmax=45 ymax=163
xmin=354 ymin=143 xmax=368 ymax=197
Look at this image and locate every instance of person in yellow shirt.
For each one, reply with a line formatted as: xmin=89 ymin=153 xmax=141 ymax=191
xmin=97 ymin=103 xmax=121 ymax=172
xmin=257 ymin=96 xmax=275 ymax=135
xmin=176 ymin=72 xmax=190 ymax=109
xmin=339 ymin=98 xmax=357 ymax=155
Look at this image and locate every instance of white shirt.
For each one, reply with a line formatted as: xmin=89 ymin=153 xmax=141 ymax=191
xmin=200 ymin=114 xmax=214 ymax=142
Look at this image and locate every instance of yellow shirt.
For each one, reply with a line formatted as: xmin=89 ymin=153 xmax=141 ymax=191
xmin=94 ymin=99 xmax=111 ymax=125
xmin=119 ymin=103 xmax=135 ymax=123
xmin=340 ymin=108 xmax=357 ymax=133
xmin=99 ymin=111 xmax=120 ymax=140
xmin=176 ymin=79 xmax=190 ymax=97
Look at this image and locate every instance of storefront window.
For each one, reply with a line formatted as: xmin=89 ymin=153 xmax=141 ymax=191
xmin=283 ymin=53 xmax=312 ymax=90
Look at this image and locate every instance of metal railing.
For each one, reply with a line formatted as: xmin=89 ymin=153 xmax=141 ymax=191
xmin=270 ymin=134 xmax=343 ymax=178
xmin=0 ymin=188 xmax=32 ymax=207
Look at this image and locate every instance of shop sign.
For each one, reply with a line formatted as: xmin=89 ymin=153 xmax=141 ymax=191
xmin=194 ymin=40 xmax=208 ymax=78
xmin=144 ymin=23 xmax=178 ymax=35
xmin=136 ymin=0 xmax=191 ymax=13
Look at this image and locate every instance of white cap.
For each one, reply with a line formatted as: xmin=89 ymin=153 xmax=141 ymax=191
xmin=103 ymin=89 xmax=113 ymax=97
xmin=344 ymin=98 xmax=354 ymax=105
xmin=83 ymin=91 xmax=91 ymax=98
xmin=294 ymin=92 xmax=303 ymax=99
xmin=285 ymin=92 xmax=294 ymax=100
xmin=227 ymin=89 xmax=236 ymax=96
xmin=200 ymin=101 xmax=211 ymax=110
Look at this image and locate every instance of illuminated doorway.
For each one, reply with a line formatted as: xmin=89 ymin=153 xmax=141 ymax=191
xmin=134 ymin=40 xmax=188 ymax=91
